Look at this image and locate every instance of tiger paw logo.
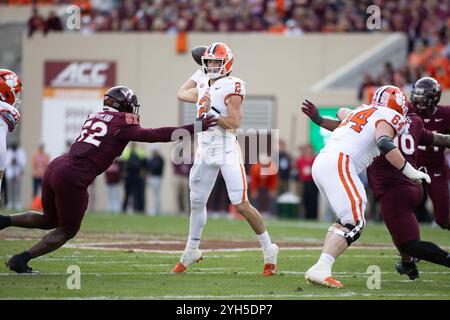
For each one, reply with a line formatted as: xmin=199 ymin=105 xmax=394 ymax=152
xmin=3 ymin=74 xmax=19 ymax=92
xmin=395 ymin=92 xmax=405 ymax=107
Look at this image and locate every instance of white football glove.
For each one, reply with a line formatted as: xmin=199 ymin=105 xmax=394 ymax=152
xmin=0 ymin=101 xmax=20 ymax=132
xmin=401 ymin=162 xmax=431 ymax=184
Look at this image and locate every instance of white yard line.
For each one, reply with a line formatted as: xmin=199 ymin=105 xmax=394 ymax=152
xmin=1 ymin=292 xmax=449 ymax=300
xmin=62 ymin=244 xmax=401 ymax=253
xmin=1 ymin=271 xmax=449 ymax=277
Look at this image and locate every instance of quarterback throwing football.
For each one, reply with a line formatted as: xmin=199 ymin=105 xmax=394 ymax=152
xmin=173 ymin=43 xmax=279 ymax=276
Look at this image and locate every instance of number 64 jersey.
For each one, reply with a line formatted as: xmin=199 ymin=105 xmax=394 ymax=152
xmin=312 ymin=104 xmax=407 ymax=226
xmin=322 ymin=104 xmax=407 ymax=173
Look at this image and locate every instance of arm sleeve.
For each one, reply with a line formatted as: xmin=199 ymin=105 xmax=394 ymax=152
xmin=117 ymin=124 xmax=195 ymax=143
xmin=419 ymin=128 xmax=434 ymax=146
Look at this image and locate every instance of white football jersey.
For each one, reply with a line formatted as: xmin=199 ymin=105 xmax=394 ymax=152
xmin=191 ymin=71 xmax=246 ymax=144
xmin=322 ymin=104 xmax=406 ymax=173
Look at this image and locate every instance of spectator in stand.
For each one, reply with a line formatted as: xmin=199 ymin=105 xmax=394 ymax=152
xmin=277 ymin=139 xmax=291 ymax=195
xmin=5 ymin=143 xmax=26 ymax=210
xmin=146 ymin=146 xmax=165 ymax=216
xmin=45 ymin=11 xmax=63 ymax=33
xmin=27 ymin=8 xmax=46 ymax=37
xmin=358 ymin=73 xmax=377 ymax=103
xmin=249 ymin=154 xmax=279 ymax=216
xmin=104 ymin=159 xmax=122 ymax=214
xmin=121 ymin=142 xmax=147 ymax=214
xmin=296 ymin=144 xmax=318 ymax=220
xmin=31 ymin=144 xmax=49 ymax=198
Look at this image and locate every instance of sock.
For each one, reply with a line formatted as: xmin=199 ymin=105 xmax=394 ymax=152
xmin=0 ymin=215 xmax=11 ymax=229
xmin=17 ymin=251 xmax=32 ymax=263
xmin=257 ymin=231 xmax=272 ymax=250
xmin=318 ymin=253 xmax=335 ymax=268
xmin=401 ymin=240 xmax=450 ymax=268
xmin=403 ymin=256 xmax=414 ymax=263
xmin=186 ymin=202 xmax=207 ymax=249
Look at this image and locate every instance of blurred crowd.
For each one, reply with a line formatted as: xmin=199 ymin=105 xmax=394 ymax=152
xmin=17 ymin=1 xmax=449 ymax=36
xmin=20 ymin=0 xmax=450 ymax=96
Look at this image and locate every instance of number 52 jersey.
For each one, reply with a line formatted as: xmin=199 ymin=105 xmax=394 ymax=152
xmin=321 ymin=104 xmax=407 ymax=173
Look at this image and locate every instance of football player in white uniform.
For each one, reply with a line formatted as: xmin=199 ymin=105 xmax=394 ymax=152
xmin=301 ymin=85 xmax=431 ymax=288
xmin=0 ymin=69 xmax=22 ymax=201
xmin=173 ymin=43 xmax=279 ymax=276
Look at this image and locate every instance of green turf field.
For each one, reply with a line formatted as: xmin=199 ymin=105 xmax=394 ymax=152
xmin=0 ymin=213 xmax=449 ymax=300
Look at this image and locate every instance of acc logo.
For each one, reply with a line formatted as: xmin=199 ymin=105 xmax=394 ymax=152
xmin=51 ymin=62 xmax=111 ymax=87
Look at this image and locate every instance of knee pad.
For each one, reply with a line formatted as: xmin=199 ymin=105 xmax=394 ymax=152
xmin=329 ymin=219 xmax=364 ymax=246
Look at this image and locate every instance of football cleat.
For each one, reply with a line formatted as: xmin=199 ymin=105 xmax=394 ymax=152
xmin=262 ymin=243 xmax=279 ymax=276
xmin=6 ymin=255 xmax=33 ymax=274
xmin=172 ymin=248 xmax=203 ymax=273
xmin=305 ymin=264 xmax=344 ymax=288
xmin=395 ymin=260 xmax=419 ymax=280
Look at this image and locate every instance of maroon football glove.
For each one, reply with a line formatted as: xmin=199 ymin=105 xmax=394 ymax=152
xmin=301 ymin=99 xmax=323 ymax=125
xmin=199 ymin=114 xmax=218 ymax=131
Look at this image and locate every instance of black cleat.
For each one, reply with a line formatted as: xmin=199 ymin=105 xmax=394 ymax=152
xmin=6 ymin=255 xmax=33 ymax=274
xmin=396 ymin=260 xmax=419 ymax=280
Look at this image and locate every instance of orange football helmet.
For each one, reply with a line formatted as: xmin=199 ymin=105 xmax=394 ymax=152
xmin=201 ymin=42 xmax=234 ymax=80
xmin=371 ymin=85 xmax=408 ymax=116
xmin=0 ymin=69 xmax=23 ymax=108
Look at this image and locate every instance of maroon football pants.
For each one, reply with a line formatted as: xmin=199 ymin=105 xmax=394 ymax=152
xmin=41 ymin=166 xmax=89 ymax=234
xmin=380 ymin=183 xmax=423 ymax=248
xmin=425 ymin=168 xmax=450 ymax=228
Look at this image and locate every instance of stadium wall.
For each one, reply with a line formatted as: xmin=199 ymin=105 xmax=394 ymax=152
xmin=20 ymin=32 xmax=437 ymax=214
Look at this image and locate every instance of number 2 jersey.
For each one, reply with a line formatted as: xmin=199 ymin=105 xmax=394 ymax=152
xmin=321 ymin=104 xmax=407 ymax=173
xmin=367 ymin=112 xmax=434 ymax=199
xmin=48 ymin=111 xmax=195 ymax=188
xmin=193 ymin=71 xmax=245 ymax=144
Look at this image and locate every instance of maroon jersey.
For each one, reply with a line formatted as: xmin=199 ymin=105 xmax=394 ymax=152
xmin=367 ymin=113 xmax=434 ymax=198
xmin=48 ymin=111 xmax=194 ymax=188
xmin=416 ymin=105 xmax=450 ymax=170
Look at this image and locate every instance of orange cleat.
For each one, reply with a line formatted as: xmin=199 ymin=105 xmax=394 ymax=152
xmin=172 ymin=248 xmax=203 ymax=274
xmin=322 ymin=276 xmax=344 ymax=288
xmin=171 ymin=262 xmax=187 ymax=273
xmin=263 ymin=263 xmax=277 ymax=276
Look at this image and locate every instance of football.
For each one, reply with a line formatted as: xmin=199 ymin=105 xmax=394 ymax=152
xmin=191 ymin=45 xmax=207 ymax=66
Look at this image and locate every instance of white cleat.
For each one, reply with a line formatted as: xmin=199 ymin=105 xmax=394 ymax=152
xmin=172 ymin=248 xmax=203 ymax=273
xmin=304 ymin=264 xmax=344 ymax=288
xmin=262 ymin=243 xmax=279 ymax=276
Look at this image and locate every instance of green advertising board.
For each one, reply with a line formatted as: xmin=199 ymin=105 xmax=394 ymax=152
xmin=309 ymin=107 xmax=340 ymax=153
